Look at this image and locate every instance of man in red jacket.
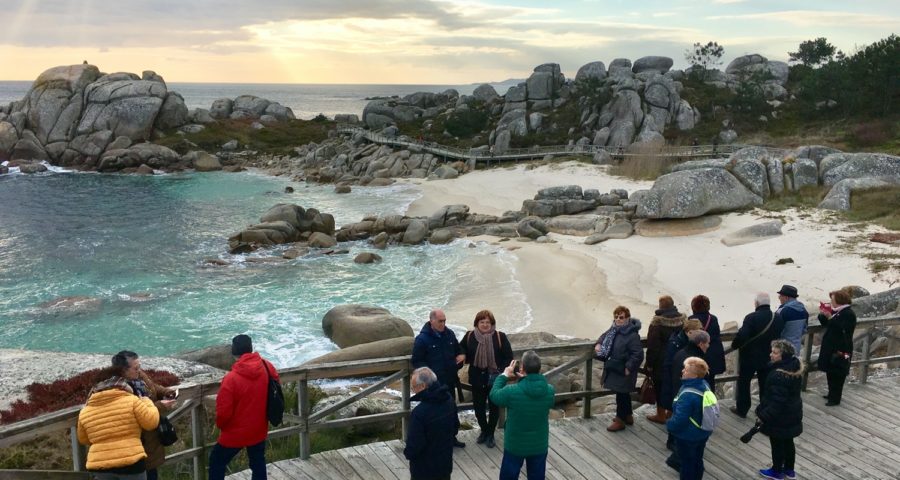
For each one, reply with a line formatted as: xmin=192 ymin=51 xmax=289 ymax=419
xmin=209 ymin=334 xmax=279 ymax=480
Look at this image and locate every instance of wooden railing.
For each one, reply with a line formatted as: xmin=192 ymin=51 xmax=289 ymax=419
xmin=334 ymin=124 xmax=788 ymax=164
xmin=1 ymin=314 xmax=898 ymax=479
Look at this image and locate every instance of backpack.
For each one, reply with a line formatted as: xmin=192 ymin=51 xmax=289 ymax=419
xmin=262 ymin=360 xmax=285 ymax=427
xmin=679 ymin=387 xmax=720 ymax=432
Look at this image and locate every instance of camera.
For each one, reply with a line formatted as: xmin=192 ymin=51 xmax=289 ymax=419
xmin=740 ymin=423 xmax=762 ymax=443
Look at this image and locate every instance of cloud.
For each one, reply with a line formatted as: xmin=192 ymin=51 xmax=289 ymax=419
xmin=705 ymin=10 xmax=899 ymax=28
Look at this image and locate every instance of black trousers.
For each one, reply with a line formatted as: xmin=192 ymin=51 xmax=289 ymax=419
xmin=770 ymin=436 xmax=796 ymax=471
xmin=826 ymin=369 xmax=848 ymax=404
xmin=615 ymin=392 xmax=633 ymax=420
xmin=735 ymin=364 xmax=767 ymax=415
xmin=471 ymin=378 xmax=499 ymax=436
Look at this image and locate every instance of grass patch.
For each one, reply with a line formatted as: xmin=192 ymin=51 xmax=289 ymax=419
xmin=155 ymin=118 xmax=334 ymax=155
xmin=844 ymin=186 xmax=900 ymax=231
xmin=609 ymin=145 xmax=679 ymax=180
xmin=759 ymin=187 xmax=828 ymax=211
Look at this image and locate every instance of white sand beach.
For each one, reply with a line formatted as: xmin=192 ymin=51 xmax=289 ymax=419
xmin=406 ymin=161 xmax=896 ymax=339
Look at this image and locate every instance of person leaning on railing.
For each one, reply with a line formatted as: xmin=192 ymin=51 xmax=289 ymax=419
xmin=76 ymin=363 xmax=160 ymax=479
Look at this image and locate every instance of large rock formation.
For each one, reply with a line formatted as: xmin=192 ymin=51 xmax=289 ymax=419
xmin=228 ymin=203 xmax=335 ymax=252
xmin=636 ymin=168 xmax=763 ymax=219
xmin=321 ymin=304 xmax=413 ymax=349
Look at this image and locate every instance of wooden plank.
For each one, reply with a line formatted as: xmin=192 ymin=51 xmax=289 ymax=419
xmin=546 ymin=428 xmax=617 ymax=480
xmin=563 ymin=419 xmax=659 ymax=480
xmin=0 ymin=472 xmax=90 ymax=480
xmin=370 ymin=441 xmax=414 ymax=479
xmin=339 ymin=444 xmax=390 ymax=480
xmin=352 ymin=444 xmax=400 ymax=480
xmin=308 ymin=452 xmax=358 ymax=480
xmin=318 ymin=450 xmax=366 ymax=480
xmin=451 ymin=434 xmax=500 ymax=479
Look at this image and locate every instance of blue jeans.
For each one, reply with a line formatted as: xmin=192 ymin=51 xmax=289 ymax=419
xmin=675 ymin=438 xmax=707 ymax=480
xmin=208 ymin=440 xmax=267 ymax=480
xmin=499 ymin=450 xmax=547 ymax=480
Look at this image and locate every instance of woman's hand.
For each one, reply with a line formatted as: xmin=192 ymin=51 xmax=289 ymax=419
xmin=594 ymin=344 xmax=601 ymax=353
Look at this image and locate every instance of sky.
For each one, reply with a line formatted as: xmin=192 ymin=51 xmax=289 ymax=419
xmin=0 ymin=0 xmax=897 ymax=84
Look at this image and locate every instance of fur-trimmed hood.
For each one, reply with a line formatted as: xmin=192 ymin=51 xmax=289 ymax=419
xmin=770 ymin=356 xmax=805 ymax=378
xmin=651 ymin=312 xmax=686 ymax=328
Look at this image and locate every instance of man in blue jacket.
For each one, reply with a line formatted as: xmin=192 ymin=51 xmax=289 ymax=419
xmin=404 ymin=367 xmax=459 ymax=480
xmin=667 ymin=357 xmax=714 ymax=480
xmin=776 ymin=285 xmax=808 ymax=353
xmin=411 ymin=309 xmax=465 ymax=447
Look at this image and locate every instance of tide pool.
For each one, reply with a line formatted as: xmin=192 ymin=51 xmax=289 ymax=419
xmin=0 ymin=170 xmax=517 ymax=367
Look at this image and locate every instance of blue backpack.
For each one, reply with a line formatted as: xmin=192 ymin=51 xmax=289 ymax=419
xmin=677 ymin=387 xmax=720 ymax=432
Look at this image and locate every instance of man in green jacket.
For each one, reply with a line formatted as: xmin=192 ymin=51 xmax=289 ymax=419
xmin=490 ymin=350 xmax=556 ymax=480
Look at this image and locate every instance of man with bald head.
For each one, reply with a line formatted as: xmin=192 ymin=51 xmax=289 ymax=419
xmin=412 ymin=309 xmax=466 ymax=447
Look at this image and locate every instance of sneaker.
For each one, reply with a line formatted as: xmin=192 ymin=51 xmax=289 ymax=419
xmin=486 ymin=435 xmax=496 ymax=449
xmin=783 ymin=470 xmax=796 ymax=479
xmin=476 ymin=432 xmax=487 ymax=444
xmin=759 ymin=467 xmax=784 ymax=479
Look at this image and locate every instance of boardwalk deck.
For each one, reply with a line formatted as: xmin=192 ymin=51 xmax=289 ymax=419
xmin=228 ymin=376 xmax=900 ymax=480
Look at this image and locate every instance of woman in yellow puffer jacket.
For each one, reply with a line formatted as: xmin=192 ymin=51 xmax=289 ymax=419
xmin=77 ymin=372 xmax=160 ymax=478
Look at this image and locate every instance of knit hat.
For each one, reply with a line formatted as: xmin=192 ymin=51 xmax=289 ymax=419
xmin=231 ymin=334 xmax=253 ymax=356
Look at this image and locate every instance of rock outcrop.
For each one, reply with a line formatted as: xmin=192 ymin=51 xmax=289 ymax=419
xmin=228 ymin=204 xmax=335 ymax=253
xmin=321 ymin=304 xmax=413 ymax=349
xmin=636 ymin=168 xmax=763 ymax=219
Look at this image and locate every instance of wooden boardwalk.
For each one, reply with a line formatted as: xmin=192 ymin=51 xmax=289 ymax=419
xmin=229 ymin=376 xmax=900 ymax=480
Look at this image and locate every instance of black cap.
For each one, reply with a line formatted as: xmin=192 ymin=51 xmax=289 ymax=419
xmin=777 ymin=285 xmax=798 ymax=298
xmin=231 ymin=334 xmax=252 ymax=356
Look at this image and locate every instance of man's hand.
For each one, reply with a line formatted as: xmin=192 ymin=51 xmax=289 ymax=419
xmin=159 ymin=399 xmax=177 ymax=409
xmin=503 ymin=364 xmax=517 ymax=377
xmin=455 ymin=354 xmax=465 ymax=365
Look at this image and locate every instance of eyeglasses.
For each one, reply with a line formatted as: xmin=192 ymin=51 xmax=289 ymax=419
xmin=614 ymin=315 xmax=627 ymax=319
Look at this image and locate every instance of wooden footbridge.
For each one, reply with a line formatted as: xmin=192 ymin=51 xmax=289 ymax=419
xmin=2 ymin=314 xmax=898 ymax=480
xmin=231 ymin=377 xmax=900 ymax=480
xmin=335 ymin=125 xmax=788 ymax=165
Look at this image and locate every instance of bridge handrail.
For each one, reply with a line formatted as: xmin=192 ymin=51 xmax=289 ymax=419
xmin=334 ymin=124 xmax=789 ymax=163
xmin=2 ymin=313 xmax=898 ymax=477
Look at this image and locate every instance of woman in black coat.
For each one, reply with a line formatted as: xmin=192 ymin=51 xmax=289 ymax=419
xmin=688 ymin=294 xmax=726 ymax=392
xmin=756 ymin=339 xmax=804 ymax=480
xmin=817 ymin=289 xmax=857 ymax=406
xmin=460 ymin=309 xmax=513 ymax=448
xmin=644 ymin=295 xmax=686 ymax=423
xmin=594 ymin=305 xmax=644 ymax=432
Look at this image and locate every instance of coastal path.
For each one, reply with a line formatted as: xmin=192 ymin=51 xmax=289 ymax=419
xmin=229 ymin=375 xmax=900 ymax=480
xmin=2 ymin=314 xmax=899 ymax=479
xmin=335 ymin=125 xmax=789 ymax=165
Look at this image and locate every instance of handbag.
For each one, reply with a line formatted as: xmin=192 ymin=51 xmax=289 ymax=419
xmin=157 ymin=416 xmax=178 ymax=446
xmin=639 ymin=376 xmax=656 ymax=404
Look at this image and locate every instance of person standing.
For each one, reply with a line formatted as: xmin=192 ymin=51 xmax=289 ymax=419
xmin=776 ymin=285 xmax=809 ymax=353
xmin=594 ymin=306 xmax=644 ymax=432
xmin=730 ymin=293 xmax=784 ymax=418
xmin=412 ymin=309 xmax=466 ymax=447
xmin=404 ymin=367 xmax=459 ymax=480
xmin=112 ymin=351 xmax=176 ymax=480
xmin=77 ymin=362 xmax=160 ymax=479
xmin=490 ymin=351 xmax=555 ymax=480
xmin=209 ymin=335 xmax=279 ymax=480
xmin=817 ymin=289 xmax=857 ymax=406
xmin=688 ymin=295 xmax=726 ymax=392
xmin=460 ymin=310 xmax=513 ymax=448
xmin=666 ymin=357 xmax=713 ymax=480
xmin=660 ymin=319 xmax=703 ymax=420
xmin=645 ymin=295 xmax=687 ymax=423
xmin=757 ymin=340 xmax=804 ymax=480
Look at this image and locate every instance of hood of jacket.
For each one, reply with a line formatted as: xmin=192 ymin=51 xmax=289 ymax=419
xmin=518 ymin=374 xmax=553 ymax=398
xmin=779 ymin=299 xmax=807 ymax=316
xmin=621 ymin=318 xmax=642 ymax=335
xmin=770 ymin=356 xmax=804 ymax=377
xmin=679 ymin=377 xmax=709 ymax=391
xmin=231 ymin=352 xmax=266 ymax=381
xmin=85 ymin=388 xmax=132 ymax=407
xmin=651 ymin=312 xmax=686 ymax=328
xmin=411 ymin=382 xmax=452 ymax=404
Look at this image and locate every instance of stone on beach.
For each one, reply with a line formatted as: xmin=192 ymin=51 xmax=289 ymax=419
xmin=720 ymin=220 xmax=783 ymax=246
xmin=321 ymin=304 xmax=414 ymax=349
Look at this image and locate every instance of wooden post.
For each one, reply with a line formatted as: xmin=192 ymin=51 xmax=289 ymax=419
xmin=299 ymin=379 xmax=310 ymax=460
xmin=582 ymin=355 xmax=593 ymax=419
xmin=190 ymin=401 xmax=206 ymax=480
xmin=861 ymin=329 xmax=872 ymax=384
xmin=732 ymin=354 xmax=740 ymax=400
xmin=401 ymin=370 xmax=411 ymax=442
xmin=802 ymin=330 xmax=815 ymax=391
xmin=69 ymin=426 xmax=85 ymax=472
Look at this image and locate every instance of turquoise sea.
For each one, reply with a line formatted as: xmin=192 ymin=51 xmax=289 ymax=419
xmin=0 ymin=170 xmax=519 ymax=367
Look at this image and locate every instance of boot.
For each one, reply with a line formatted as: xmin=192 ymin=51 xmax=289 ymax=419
xmin=624 ymin=415 xmax=634 ymax=425
xmin=607 ymin=417 xmax=626 ymax=432
xmin=647 ymin=406 xmax=667 ymax=424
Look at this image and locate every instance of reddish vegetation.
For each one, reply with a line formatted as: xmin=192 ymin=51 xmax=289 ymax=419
xmin=871 ymin=233 xmax=900 ymax=245
xmin=0 ymin=368 xmax=178 ymax=425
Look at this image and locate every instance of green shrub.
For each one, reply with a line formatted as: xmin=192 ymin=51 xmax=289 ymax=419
xmin=444 ymin=108 xmax=489 ymax=138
